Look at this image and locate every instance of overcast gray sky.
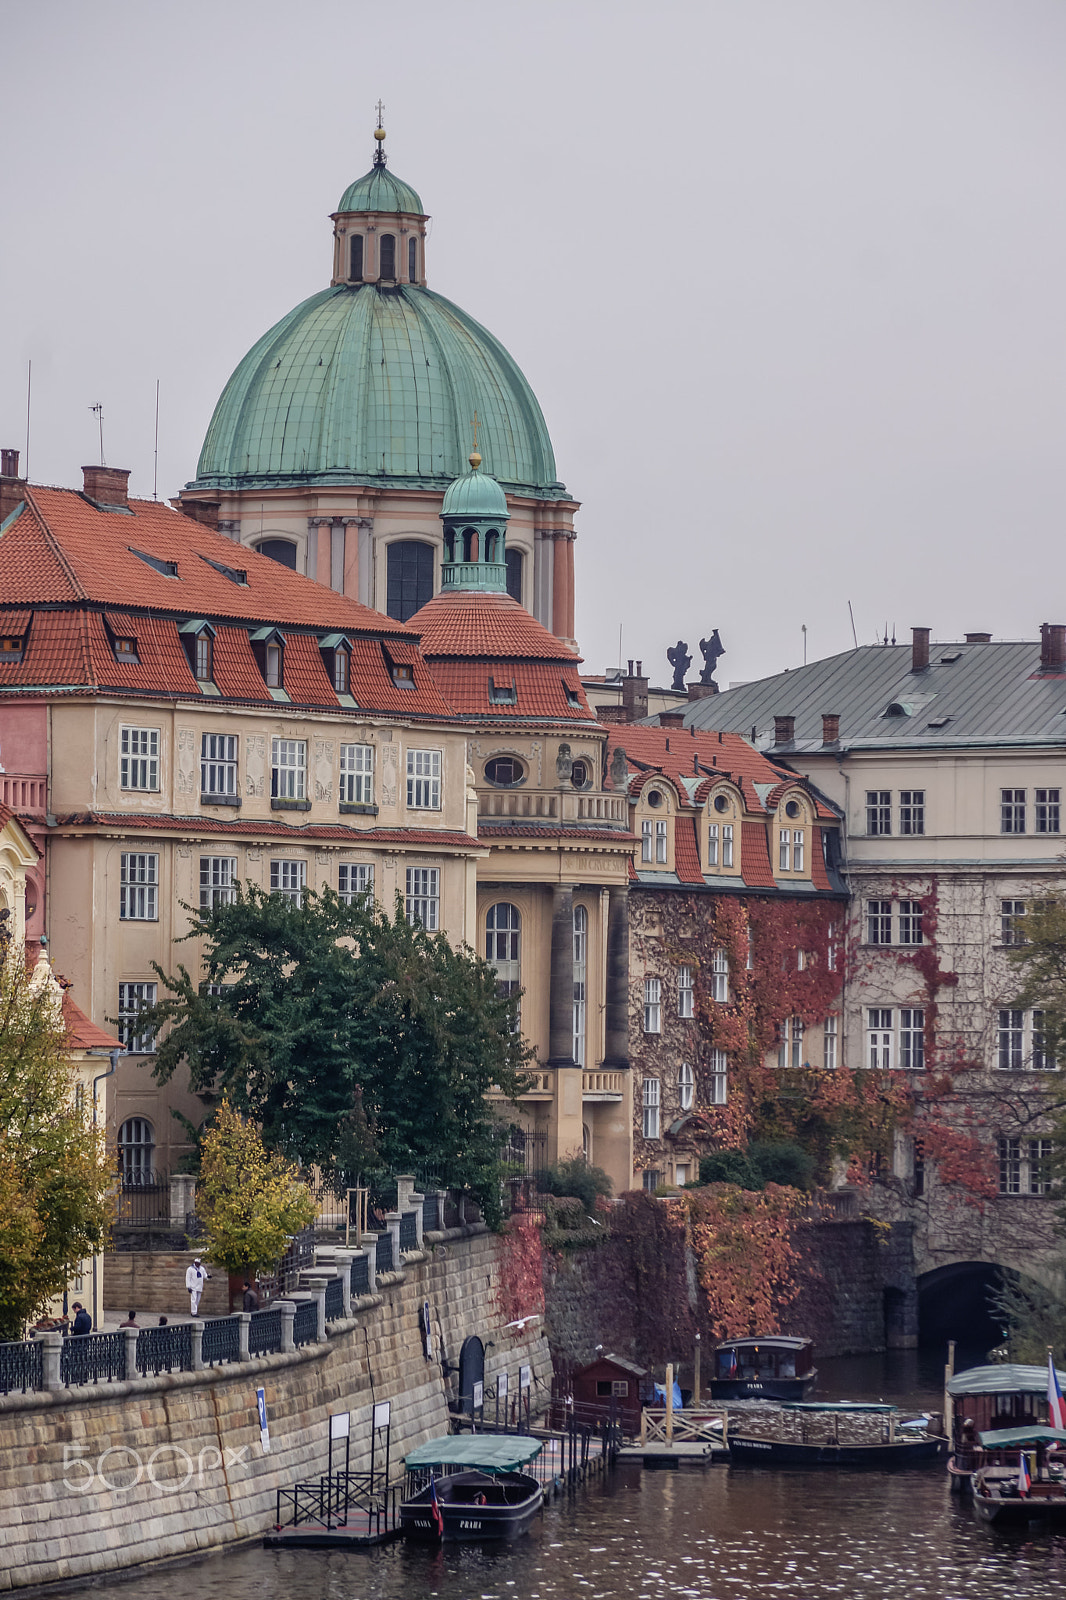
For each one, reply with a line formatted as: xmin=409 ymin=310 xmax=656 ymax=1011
xmin=4 ymin=1 xmax=1065 ymax=687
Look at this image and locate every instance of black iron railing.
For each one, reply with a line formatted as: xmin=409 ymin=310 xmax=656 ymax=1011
xmin=0 ymin=1339 xmax=43 ymax=1395
xmin=375 ymin=1232 xmax=393 ymax=1274
xmin=202 ymin=1316 xmax=240 ymax=1366
xmin=324 ymin=1277 xmax=344 ymax=1322
xmin=350 ymin=1254 xmax=370 ymax=1297
xmin=399 ymin=1211 xmax=418 ymax=1251
xmin=275 ymin=1470 xmax=398 ymax=1537
xmin=293 ymin=1300 xmax=319 ymax=1348
xmin=421 ymin=1191 xmax=440 ymax=1231
xmin=114 ymin=1170 xmax=171 ymax=1227
xmin=136 ymin=1323 xmax=193 ymax=1377
xmin=60 ymin=1332 xmax=126 ymax=1387
xmin=248 ymin=1307 xmax=283 ymax=1357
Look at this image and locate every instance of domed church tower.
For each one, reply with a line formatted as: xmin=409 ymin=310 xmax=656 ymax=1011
xmin=178 ymin=119 xmax=579 ymax=647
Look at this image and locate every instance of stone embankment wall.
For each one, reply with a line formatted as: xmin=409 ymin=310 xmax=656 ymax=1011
xmin=105 ymin=1251 xmax=230 ymax=1318
xmin=0 ymin=1228 xmax=549 ymax=1594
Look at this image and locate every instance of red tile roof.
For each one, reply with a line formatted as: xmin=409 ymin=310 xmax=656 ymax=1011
xmin=607 ymin=726 xmax=835 ymax=820
xmin=62 ymin=990 xmax=120 ymax=1051
xmin=811 ymin=832 xmax=832 ymax=891
xmin=53 ymin=812 xmax=483 ymax=850
xmin=411 ymin=590 xmax=582 ymax=662
xmin=478 ymin=823 xmax=637 ymax=844
xmin=672 ymin=816 xmax=704 ymax=884
xmin=740 ymin=820 xmax=776 ymax=888
xmin=428 ymin=660 xmax=594 ymax=721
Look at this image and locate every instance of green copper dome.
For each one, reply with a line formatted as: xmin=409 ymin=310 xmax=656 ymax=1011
xmin=192 ymin=285 xmax=566 ymax=498
xmin=441 ymin=463 xmax=509 ymax=519
xmin=336 ymin=164 xmax=424 ymax=215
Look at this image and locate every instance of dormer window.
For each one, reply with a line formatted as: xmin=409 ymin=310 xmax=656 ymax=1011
xmin=379 ymin=234 xmax=396 ymax=278
xmin=113 ymin=636 xmax=138 ymax=663
xmin=250 ymin=627 xmax=286 ymax=692
xmin=392 ymin=663 xmax=414 ymax=687
xmin=333 ymin=649 xmax=348 ymax=695
xmin=350 ymin=234 xmax=364 ymax=281
xmin=265 ymin=644 xmax=282 ymax=688
xmin=178 ymin=619 xmax=216 ymax=684
xmin=0 ymin=635 xmax=24 ymax=662
xmin=201 ymin=556 xmax=248 ymax=586
xmin=563 ymin=684 xmax=583 ymax=709
xmin=129 ymin=547 xmax=178 ymax=578
xmin=489 ymin=677 xmax=517 ymax=705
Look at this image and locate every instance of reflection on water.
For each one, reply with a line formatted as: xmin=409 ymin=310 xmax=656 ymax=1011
xmin=75 ymin=1350 xmax=1066 ymax=1600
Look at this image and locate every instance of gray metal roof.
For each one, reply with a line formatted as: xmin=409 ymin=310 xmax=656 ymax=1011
xmin=670 ymin=641 xmax=1066 ymax=752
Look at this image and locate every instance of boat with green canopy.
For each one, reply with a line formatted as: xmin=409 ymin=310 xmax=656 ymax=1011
xmin=971 ymin=1425 xmax=1066 ymax=1525
xmin=400 ymin=1434 xmax=544 ymax=1542
xmin=945 ymin=1361 xmax=1066 ymax=1492
xmin=727 ymin=1401 xmax=946 ymax=1468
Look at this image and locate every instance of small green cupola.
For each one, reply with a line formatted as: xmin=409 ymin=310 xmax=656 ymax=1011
xmin=439 ymin=450 xmax=510 ymax=592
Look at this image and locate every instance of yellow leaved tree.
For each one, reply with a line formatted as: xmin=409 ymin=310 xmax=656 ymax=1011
xmin=196 ymin=1100 xmax=317 ymax=1279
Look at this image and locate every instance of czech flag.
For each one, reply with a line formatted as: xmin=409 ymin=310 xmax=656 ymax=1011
xmin=429 ymin=1474 xmax=444 ymax=1538
xmin=726 ymin=1348 xmax=738 ymax=1376
xmin=1049 ymin=1352 xmax=1066 ymax=1431
xmin=1018 ymin=1450 xmax=1031 ymax=1498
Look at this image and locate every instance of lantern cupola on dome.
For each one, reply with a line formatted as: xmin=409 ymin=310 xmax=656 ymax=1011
xmin=440 ymin=449 xmax=510 ymax=593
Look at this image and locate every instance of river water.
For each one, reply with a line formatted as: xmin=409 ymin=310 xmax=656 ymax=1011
xmin=79 ymin=1351 xmax=1066 ymax=1600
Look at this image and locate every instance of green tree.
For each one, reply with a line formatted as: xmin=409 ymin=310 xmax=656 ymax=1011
xmin=535 ymin=1155 xmax=613 ymax=1213
xmin=143 ymin=885 xmax=533 ymax=1220
xmin=0 ymin=953 xmax=112 ymax=1338
xmin=196 ymin=1099 xmax=317 ymax=1278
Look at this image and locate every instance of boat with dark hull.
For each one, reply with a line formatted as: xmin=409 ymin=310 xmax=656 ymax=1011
xmin=971 ymin=1427 xmax=1066 ymax=1525
xmin=400 ymin=1435 xmax=543 ymax=1542
xmin=727 ymin=1401 xmax=947 ymax=1469
xmin=945 ymin=1362 xmax=1066 ymax=1493
xmin=710 ymin=1336 xmax=817 ymax=1401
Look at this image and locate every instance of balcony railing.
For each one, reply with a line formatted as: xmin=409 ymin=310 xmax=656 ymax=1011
xmin=582 ymin=1070 xmax=625 ymax=1101
xmin=0 ymin=775 xmax=46 ymax=818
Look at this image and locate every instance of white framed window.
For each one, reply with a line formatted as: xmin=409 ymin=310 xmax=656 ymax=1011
xmin=270 ymin=859 xmax=306 ymax=904
xmin=722 ymin=824 xmax=734 ymax=868
xmin=1032 ymin=1011 xmax=1058 ymax=1071
xmin=573 ymin=905 xmax=588 ymax=1066
xmin=866 ymin=900 xmax=893 ymax=944
xmin=898 ymin=900 xmax=924 ymax=946
xmin=675 ymin=1163 xmax=690 ymax=1187
xmin=997 ymin=1009 xmax=1024 ymax=1070
xmin=900 ymin=1008 xmax=925 ymax=1070
xmin=1001 ymin=788 xmax=1026 ymax=834
xmin=642 ymin=820 xmax=654 ymax=863
xmin=406 ymin=748 xmax=442 ymax=810
xmin=678 ymin=964 xmax=694 ymax=1018
xmin=120 ymin=726 xmax=159 ymax=791
xmin=201 ymin=733 xmax=238 ymax=798
xmin=642 ymin=1078 xmax=661 ymax=1139
xmin=711 ymin=949 xmax=729 ymax=1003
xmin=120 ymin=852 xmax=158 ymax=920
xmin=708 ymin=1047 xmax=728 ymax=1104
xmin=486 ymin=902 xmax=521 ymax=1006
xmin=998 ymin=1137 xmax=1021 ymax=1195
xmin=271 ymin=738 xmax=306 ymax=800
xmin=866 ymin=1008 xmax=894 ymax=1071
xmin=707 ymin=823 xmax=718 ymax=867
xmin=338 ymin=863 xmax=374 ymax=904
xmin=118 ymin=982 xmax=157 ymax=1054
xmin=1000 ymin=898 xmax=1026 ymax=945
xmin=405 ymin=866 xmax=439 ymax=929
xmin=200 ymin=855 xmax=237 ymax=911
xmin=655 ymin=819 xmax=668 ymax=864
xmin=778 ymin=1015 xmax=804 ymax=1069
xmin=899 ymin=790 xmax=925 ymax=835
xmin=827 ymin=924 xmax=839 ymax=971
xmin=642 ymin=1168 xmax=662 ymax=1192
xmin=679 ymin=1062 xmax=694 ymax=1111
xmin=997 ymin=1137 xmax=1051 ymax=1195
xmin=340 ymin=743 xmax=374 ymax=806
xmin=823 ymin=1015 xmax=838 ymax=1071
xmin=643 ymin=976 xmax=661 ymax=1034
xmin=117 ymin=1116 xmax=155 ymax=1184
xmin=792 ymin=830 xmax=805 ymax=872
xmin=1036 ymin=788 xmax=1060 ymax=834
xmin=866 ymin=791 xmax=891 ymax=835
xmin=779 ymin=830 xmax=791 ymax=871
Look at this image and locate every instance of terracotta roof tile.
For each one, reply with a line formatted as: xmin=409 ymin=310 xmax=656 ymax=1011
xmin=607 ymin=725 xmax=835 ymax=819
xmin=62 ymin=990 xmax=120 ymax=1051
xmin=53 ymin=812 xmax=482 ymax=850
xmin=673 ymin=816 xmax=704 ymax=884
xmin=278 ymin=633 xmax=338 ymax=708
xmin=740 ymin=820 xmax=776 ymax=888
xmin=411 ymin=589 xmax=583 ymax=662
xmin=811 ymin=829 xmax=832 ymax=891
xmin=429 ymin=660 xmax=593 ymax=721
xmin=477 ymin=823 xmax=637 ymax=844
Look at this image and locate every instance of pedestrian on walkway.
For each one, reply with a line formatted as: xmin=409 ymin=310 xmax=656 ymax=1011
xmin=70 ymin=1303 xmax=92 ymax=1336
xmin=185 ymin=1257 xmax=210 ymax=1316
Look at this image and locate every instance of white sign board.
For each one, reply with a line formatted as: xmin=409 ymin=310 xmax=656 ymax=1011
xmin=498 ymin=1371 xmax=508 ymax=1397
xmin=373 ymin=1401 xmax=391 ymax=1430
xmin=256 ymin=1386 xmax=270 ymax=1453
xmin=520 ymin=1364 xmax=531 ymax=1391
xmin=473 ymin=1380 xmax=484 ymax=1410
xmin=329 ymin=1412 xmax=350 ymax=1440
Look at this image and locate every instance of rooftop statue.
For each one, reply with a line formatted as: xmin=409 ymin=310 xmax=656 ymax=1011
xmin=667 ymin=640 xmax=692 ymax=692
xmin=699 ymin=630 xmax=725 ymax=687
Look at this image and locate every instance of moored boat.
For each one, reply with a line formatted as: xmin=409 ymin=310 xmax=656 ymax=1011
xmin=971 ymin=1426 xmax=1066 ymax=1525
xmin=400 ymin=1434 xmax=543 ymax=1542
xmin=945 ymin=1361 xmax=1066 ymax=1493
xmin=709 ymin=1336 xmax=817 ymax=1401
xmin=727 ymin=1401 xmax=946 ymax=1468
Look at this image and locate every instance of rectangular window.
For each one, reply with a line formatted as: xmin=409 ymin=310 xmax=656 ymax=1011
xmin=339 ymin=743 xmax=374 ymax=806
xmin=643 ymin=977 xmax=661 ymax=1034
xmin=333 ymin=649 xmax=349 ymax=696
xmin=827 ymin=924 xmax=839 ymax=971
xmin=866 ymin=899 xmax=893 ymax=944
xmin=642 ymin=820 xmax=654 ymax=863
xmin=867 ymin=1008 xmax=893 ymax=1071
xmin=792 ymin=830 xmax=804 ymax=872
xmin=708 ymin=1047 xmax=728 ymax=1105
xmin=270 ymin=859 xmax=306 ymax=905
xmin=642 ymin=1078 xmax=660 ymax=1140
xmin=998 ymin=1137 xmax=1021 ymax=1195
xmin=117 ymin=981 xmax=157 ymax=1054
xmin=1029 ymin=1139 xmax=1054 ymax=1195
xmin=779 ymin=830 xmax=790 ymax=871
xmin=1031 ymin=1010 xmax=1057 ymax=1072
xmin=900 ymin=1008 xmax=925 ymax=1071
xmin=711 ymin=948 xmax=729 ymax=1003
xmin=406 ymin=748 xmax=442 ymax=809
xmin=642 ymin=1169 xmax=662 ymax=1193
xmin=201 ymin=733 xmax=238 ymax=799
xmin=722 ymin=824 xmax=734 ymax=867
xmin=1001 ymin=898 xmax=1026 ymax=945
xmin=120 ymin=726 xmax=160 ymax=791
xmin=405 ymin=866 xmax=439 ymax=929
xmin=866 ymin=790 xmax=891 ymax=835
xmin=1036 ymin=788 xmax=1061 ymax=834
xmin=338 ymin=863 xmax=374 ymax=904
xmin=899 ymin=790 xmax=925 ymax=835
xmin=1001 ymin=788 xmax=1026 ymax=834
xmin=200 ymin=856 xmax=237 ymax=911
xmin=678 ymin=964 xmax=694 ymax=1018
xmin=655 ymin=819 xmax=668 ymax=864
xmin=271 ymin=738 xmax=306 ymax=800
xmin=119 ymin=853 xmax=158 ymax=920
xmin=997 ymin=1009 xmax=1024 ymax=1070
xmin=707 ymin=823 xmax=718 ymax=867
xmin=898 ymin=900 xmax=924 ymax=946
xmin=264 ymin=642 xmax=282 ymax=690
xmin=778 ymin=1016 xmax=803 ymax=1070
xmin=195 ymin=633 xmax=213 ymax=681
xmin=679 ymin=1062 xmax=694 ymax=1112
xmin=823 ymin=1015 xmax=838 ymax=1071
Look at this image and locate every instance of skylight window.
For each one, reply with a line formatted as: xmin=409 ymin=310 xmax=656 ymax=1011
xmin=489 ymin=677 xmax=517 ymax=705
xmin=940 ymin=652 xmax=962 ymax=664
xmin=129 ymin=547 xmax=178 ymax=578
xmin=201 ymin=555 xmax=248 ymax=586
xmin=563 ymin=684 xmax=583 ymax=709
xmin=0 ymin=635 xmax=24 ymax=662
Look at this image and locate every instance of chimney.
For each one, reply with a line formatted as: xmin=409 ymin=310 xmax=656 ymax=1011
xmin=822 ymin=714 xmax=840 ymax=745
xmin=1040 ymin=623 xmax=1066 ymax=672
xmin=688 ymin=681 xmax=719 ymax=701
xmin=0 ymin=447 xmax=25 ymax=523
xmin=911 ymin=626 xmax=930 ymax=673
xmin=620 ymin=660 xmax=649 ymax=724
xmin=660 ymin=711 xmax=685 ymax=729
xmin=176 ymin=496 xmax=221 ymax=532
xmin=82 ymin=465 xmax=130 ymax=509
xmin=964 ymin=631 xmax=992 ymax=644
xmin=773 ymin=715 xmax=795 ymax=745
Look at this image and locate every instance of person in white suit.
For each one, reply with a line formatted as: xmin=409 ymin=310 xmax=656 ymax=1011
xmin=185 ymin=1257 xmax=210 ymax=1316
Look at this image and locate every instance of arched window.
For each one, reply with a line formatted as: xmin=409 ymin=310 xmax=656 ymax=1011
xmin=349 ymin=234 xmax=364 ymax=281
xmin=408 ymin=236 xmax=418 ymax=281
xmin=386 ymin=540 xmax=434 ymax=622
xmin=255 ymin=538 xmax=298 ymax=570
xmin=573 ymin=905 xmax=588 ymax=1067
xmin=118 ymin=1117 xmax=155 ymax=1185
xmin=486 ymin=903 xmax=521 ymax=1006
xmin=506 ymin=548 xmax=523 ymax=605
xmin=443 ymin=529 xmax=456 ymax=562
xmin=379 ymin=234 xmax=396 ymax=278
xmin=484 ymin=530 xmax=499 ymax=563
xmin=462 ymin=527 xmax=479 ymax=563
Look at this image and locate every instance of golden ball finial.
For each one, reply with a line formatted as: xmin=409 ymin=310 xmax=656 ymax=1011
xmin=374 ymin=126 xmax=386 ymax=142
xmin=469 ymin=450 xmax=482 ymax=471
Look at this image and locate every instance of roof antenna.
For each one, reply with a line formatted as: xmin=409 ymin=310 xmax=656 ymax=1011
xmin=152 ymin=379 xmax=160 ymax=501
xmin=373 ymin=100 xmax=387 ymax=167
xmin=24 ymin=360 xmax=32 ymax=479
xmin=89 ymin=403 xmax=105 ymax=466
xmin=802 ymin=623 xmax=807 ymax=666
xmin=847 ymin=600 xmax=858 ymax=650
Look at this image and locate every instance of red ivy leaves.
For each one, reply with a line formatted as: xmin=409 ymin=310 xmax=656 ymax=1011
xmin=494 ymin=1214 xmax=545 ymax=1331
xmin=687 ymin=1184 xmax=802 ymax=1338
